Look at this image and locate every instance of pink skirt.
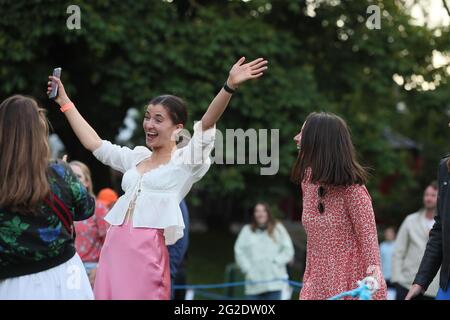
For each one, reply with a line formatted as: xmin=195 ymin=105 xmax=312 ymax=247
xmin=93 ymin=220 xmax=170 ymax=300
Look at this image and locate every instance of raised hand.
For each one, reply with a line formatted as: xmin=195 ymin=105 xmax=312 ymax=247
xmin=47 ymin=76 xmax=71 ymax=106
xmin=227 ymin=57 xmax=268 ymax=89
xmin=46 ymin=75 xmax=102 ymax=152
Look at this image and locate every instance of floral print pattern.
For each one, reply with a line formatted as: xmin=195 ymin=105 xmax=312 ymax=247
xmin=0 ymin=161 xmax=95 ymax=276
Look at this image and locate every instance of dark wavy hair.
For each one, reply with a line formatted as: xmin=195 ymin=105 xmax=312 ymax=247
xmin=290 ymin=112 xmax=368 ymax=186
xmin=148 ymin=94 xmax=188 ymax=126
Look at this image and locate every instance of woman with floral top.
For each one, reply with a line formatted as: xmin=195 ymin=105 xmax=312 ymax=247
xmin=47 ymin=56 xmax=268 ymax=299
xmin=70 ymin=160 xmax=113 ymax=287
xmin=291 ymin=112 xmax=387 ymax=300
xmin=0 ymin=95 xmax=95 ymax=299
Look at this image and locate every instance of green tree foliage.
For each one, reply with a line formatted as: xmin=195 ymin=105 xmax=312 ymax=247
xmin=1 ymin=0 xmax=449 ymax=227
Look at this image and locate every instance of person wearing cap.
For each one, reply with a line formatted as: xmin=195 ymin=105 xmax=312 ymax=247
xmin=97 ymin=188 xmax=119 ymax=210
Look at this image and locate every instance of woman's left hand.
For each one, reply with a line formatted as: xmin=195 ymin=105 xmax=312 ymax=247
xmin=227 ymin=57 xmax=268 ymax=89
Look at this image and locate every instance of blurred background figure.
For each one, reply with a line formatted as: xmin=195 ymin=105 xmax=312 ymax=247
xmin=97 ymin=188 xmax=119 ymax=210
xmin=234 ymin=203 xmax=294 ymax=300
xmin=70 ymin=160 xmax=118 ymax=287
xmin=168 ymin=199 xmax=190 ymax=300
xmin=379 ymin=226 xmax=396 ymax=299
xmin=392 ymin=181 xmax=440 ymax=300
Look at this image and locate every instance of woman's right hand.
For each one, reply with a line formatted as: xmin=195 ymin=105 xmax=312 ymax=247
xmin=47 ymin=76 xmax=71 ymax=106
xmin=405 ymin=284 xmax=424 ymax=300
xmin=45 ymin=75 xmax=102 ymax=152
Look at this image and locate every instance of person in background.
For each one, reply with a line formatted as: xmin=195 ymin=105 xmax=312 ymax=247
xmin=97 ymin=188 xmax=119 ymax=210
xmin=407 ymin=155 xmax=450 ymax=300
xmin=172 ymin=254 xmax=189 ymax=300
xmin=234 ymin=202 xmax=294 ymax=300
xmin=392 ymin=182 xmax=440 ymax=300
xmin=0 ymin=95 xmax=95 ymax=299
xmin=70 ymin=161 xmax=118 ymax=287
xmin=379 ymin=226 xmax=396 ymax=299
xmin=168 ymin=199 xmax=190 ymax=300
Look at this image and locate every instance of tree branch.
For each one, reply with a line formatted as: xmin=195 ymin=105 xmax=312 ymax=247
xmin=443 ymin=0 xmax=450 ymax=17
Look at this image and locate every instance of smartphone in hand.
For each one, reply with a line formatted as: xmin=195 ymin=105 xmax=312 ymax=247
xmin=48 ymin=67 xmax=62 ymax=100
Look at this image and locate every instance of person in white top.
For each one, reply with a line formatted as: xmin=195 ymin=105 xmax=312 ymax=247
xmin=234 ymin=202 xmax=294 ymax=300
xmin=391 ymin=181 xmax=440 ymax=300
xmin=47 ymin=57 xmax=268 ymax=300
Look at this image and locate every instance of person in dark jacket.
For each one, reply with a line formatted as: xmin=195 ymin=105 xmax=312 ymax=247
xmin=407 ymin=155 xmax=450 ymax=300
xmin=0 ymin=95 xmax=95 ymax=299
xmin=168 ymin=199 xmax=190 ymax=299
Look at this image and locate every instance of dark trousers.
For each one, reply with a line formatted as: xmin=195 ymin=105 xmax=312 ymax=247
xmin=395 ymin=283 xmax=434 ymax=300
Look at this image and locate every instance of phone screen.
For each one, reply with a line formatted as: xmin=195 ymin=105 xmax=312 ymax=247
xmin=49 ymin=67 xmax=62 ymax=99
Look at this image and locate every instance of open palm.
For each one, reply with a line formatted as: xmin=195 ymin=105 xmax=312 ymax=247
xmin=227 ymin=57 xmax=268 ymax=88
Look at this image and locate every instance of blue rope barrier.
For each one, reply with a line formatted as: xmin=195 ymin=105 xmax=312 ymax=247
xmin=193 ymin=289 xmax=243 ymax=300
xmin=288 ymin=280 xmax=304 ymax=288
xmin=173 ymin=277 xmax=378 ymax=300
xmin=173 ymin=278 xmax=302 ymax=300
xmin=173 ymin=278 xmax=303 ymax=290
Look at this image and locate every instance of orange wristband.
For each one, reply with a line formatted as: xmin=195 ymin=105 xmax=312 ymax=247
xmin=60 ymin=102 xmax=75 ymax=113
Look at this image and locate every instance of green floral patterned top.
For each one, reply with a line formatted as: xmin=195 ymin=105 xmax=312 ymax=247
xmin=0 ymin=161 xmax=95 ymax=280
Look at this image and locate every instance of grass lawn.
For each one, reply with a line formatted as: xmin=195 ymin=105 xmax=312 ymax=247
xmin=185 ymin=230 xmax=303 ymax=300
xmin=186 ymin=230 xmax=239 ymax=299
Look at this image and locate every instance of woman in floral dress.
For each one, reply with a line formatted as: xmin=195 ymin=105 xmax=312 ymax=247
xmin=291 ymin=112 xmax=387 ymax=300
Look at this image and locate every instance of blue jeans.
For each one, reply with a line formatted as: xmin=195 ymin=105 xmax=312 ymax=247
xmin=83 ymin=262 xmax=97 ymax=276
xmin=436 ymin=281 xmax=450 ymax=300
xmin=246 ymin=291 xmax=282 ymax=300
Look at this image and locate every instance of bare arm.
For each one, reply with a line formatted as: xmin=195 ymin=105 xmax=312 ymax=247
xmin=47 ymin=76 xmax=102 ymax=152
xmin=201 ymin=57 xmax=268 ymax=130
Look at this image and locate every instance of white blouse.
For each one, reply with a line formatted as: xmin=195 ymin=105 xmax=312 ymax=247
xmin=92 ymin=121 xmax=216 ymax=245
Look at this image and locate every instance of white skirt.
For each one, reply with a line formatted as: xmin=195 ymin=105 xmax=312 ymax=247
xmin=0 ymin=253 xmax=94 ymax=300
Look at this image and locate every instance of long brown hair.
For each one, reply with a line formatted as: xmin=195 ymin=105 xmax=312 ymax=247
xmin=250 ymin=202 xmax=278 ymax=239
xmin=0 ymin=95 xmax=51 ymax=214
xmin=290 ymin=112 xmax=368 ymax=186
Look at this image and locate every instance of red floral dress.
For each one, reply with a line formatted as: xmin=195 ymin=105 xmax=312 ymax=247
xmin=74 ymin=202 xmax=109 ymax=263
xmin=299 ymin=174 xmax=387 ymax=300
